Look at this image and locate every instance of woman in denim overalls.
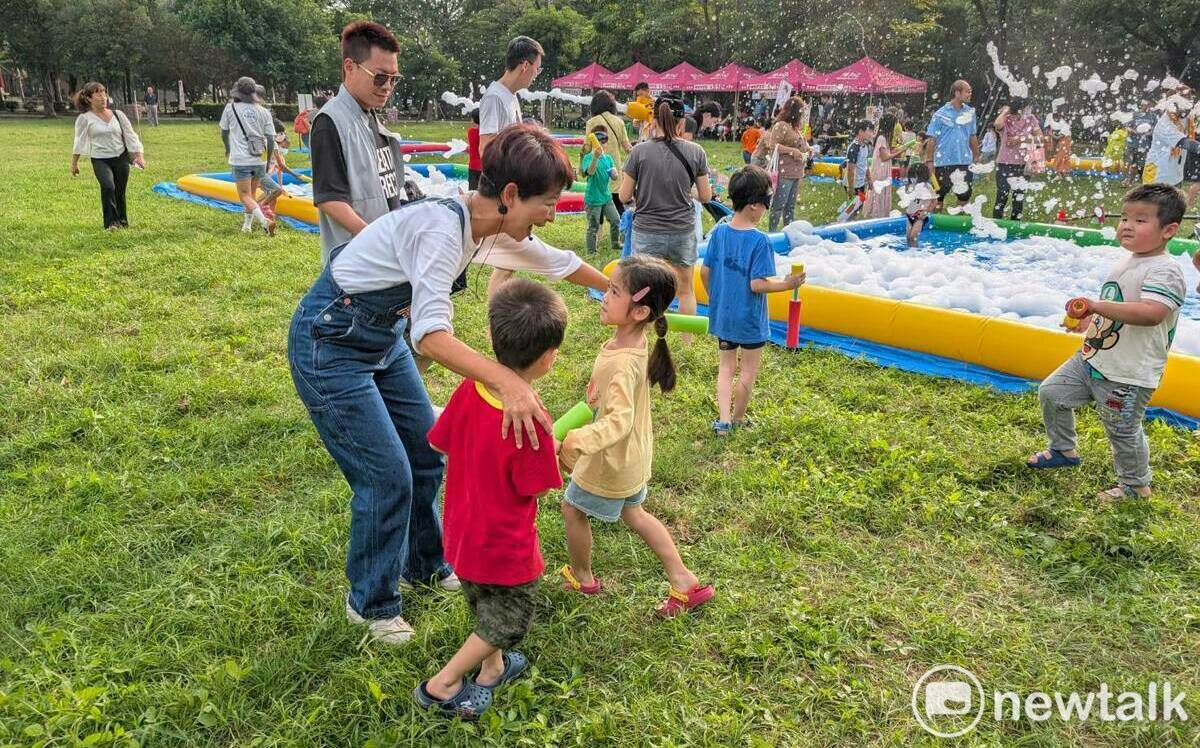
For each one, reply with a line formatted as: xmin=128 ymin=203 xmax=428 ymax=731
xmin=289 ymin=125 xmax=597 ymax=644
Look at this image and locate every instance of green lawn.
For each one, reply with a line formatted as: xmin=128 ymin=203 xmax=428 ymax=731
xmin=1 ymin=118 xmax=1198 ymax=747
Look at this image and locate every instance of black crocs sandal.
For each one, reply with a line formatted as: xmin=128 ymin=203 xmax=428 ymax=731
xmin=413 ymin=678 xmax=492 ymax=719
xmin=473 ymin=651 xmax=528 ymax=690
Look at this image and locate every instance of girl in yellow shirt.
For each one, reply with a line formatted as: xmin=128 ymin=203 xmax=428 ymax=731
xmin=558 ymin=256 xmax=715 ymax=617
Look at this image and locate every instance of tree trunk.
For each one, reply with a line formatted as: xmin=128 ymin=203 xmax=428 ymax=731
xmin=41 ymin=68 xmax=56 ymax=118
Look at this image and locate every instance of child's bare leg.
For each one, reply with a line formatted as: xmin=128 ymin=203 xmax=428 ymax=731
xmin=731 ymin=346 xmax=765 ymax=423
xmin=561 ymin=501 xmax=595 ymax=585
xmin=716 ymin=347 xmax=737 ymax=423
xmin=426 ymin=633 xmax=503 ymax=699
xmin=620 ymin=504 xmax=698 ymax=592
xmin=672 ymin=264 xmax=697 ymax=345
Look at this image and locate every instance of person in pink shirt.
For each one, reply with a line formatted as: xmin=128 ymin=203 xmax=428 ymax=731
xmin=992 ymin=97 xmax=1043 ymax=220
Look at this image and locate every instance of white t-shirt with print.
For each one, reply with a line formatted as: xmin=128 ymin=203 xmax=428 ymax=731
xmin=478 ymin=81 xmax=522 ymax=136
xmin=219 ymin=102 xmax=273 ymax=166
xmin=1081 ymin=252 xmax=1187 ymax=389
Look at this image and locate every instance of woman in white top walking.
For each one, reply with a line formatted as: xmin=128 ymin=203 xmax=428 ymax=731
xmin=71 ymin=82 xmax=146 ymax=229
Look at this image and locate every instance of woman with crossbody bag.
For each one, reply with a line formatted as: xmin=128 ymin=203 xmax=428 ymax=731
xmin=220 ymin=77 xmax=282 ymax=235
xmin=619 ymin=97 xmax=713 ymax=342
xmin=71 ymin=82 xmax=146 ymax=230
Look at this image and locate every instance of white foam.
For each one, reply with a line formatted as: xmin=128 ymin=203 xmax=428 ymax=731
xmin=949 ymin=169 xmax=971 ymax=195
xmin=1079 ymin=74 xmax=1108 ymax=95
xmin=778 ymin=233 xmax=1200 ymax=356
xmin=986 ymin=42 xmax=1030 ymax=97
xmin=1045 ymin=65 xmax=1073 ymax=89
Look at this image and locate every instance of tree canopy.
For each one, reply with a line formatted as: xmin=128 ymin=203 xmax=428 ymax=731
xmin=0 ymin=0 xmax=1193 ymax=117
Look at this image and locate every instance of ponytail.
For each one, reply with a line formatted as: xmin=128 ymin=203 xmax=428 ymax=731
xmin=617 ymin=255 xmax=677 ymax=392
xmin=648 ymin=315 xmax=676 ymax=392
xmin=654 ymin=101 xmax=677 ymax=143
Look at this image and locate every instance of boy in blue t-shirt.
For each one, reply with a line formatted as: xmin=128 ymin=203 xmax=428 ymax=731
xmin=580 ymin=126 xmax=620 ymax=253
xmin=700 ymin=166 xmax=805 ymax=436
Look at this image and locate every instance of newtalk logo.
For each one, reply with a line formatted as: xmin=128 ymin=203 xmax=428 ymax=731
xmin=912 ymin=665 xmax=1188 ymax=738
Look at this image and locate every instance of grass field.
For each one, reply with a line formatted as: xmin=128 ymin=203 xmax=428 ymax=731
xmin=1 ymin=118 xmax=1198 ymax=747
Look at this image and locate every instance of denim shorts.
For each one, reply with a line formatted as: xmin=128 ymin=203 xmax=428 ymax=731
xmin=631 ymin=228 xmax=698 ymax=267
xmin=232 ymin=164 xmax=281 ymax=195
xmin=564 ymin=479 xmax=646 ymax=523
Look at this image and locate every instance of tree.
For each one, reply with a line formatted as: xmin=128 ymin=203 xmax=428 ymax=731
xmin=0 ymin=0 xmax=72 ymax=115
xmin=395 ymin=33 xmax=460 ymax=114
xmin=508 ymin=5 xmax=589 ymax=85
xmin=174 ymin=0 xmax=337 ymax=91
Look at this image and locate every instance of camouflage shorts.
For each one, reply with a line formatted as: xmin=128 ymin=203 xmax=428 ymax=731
xmin=460 ymin=579 xmax=537 ymax=650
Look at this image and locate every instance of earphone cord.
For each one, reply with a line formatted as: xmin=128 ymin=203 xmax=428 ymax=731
xmin=467 ymin=191 xmax=505 ymax=303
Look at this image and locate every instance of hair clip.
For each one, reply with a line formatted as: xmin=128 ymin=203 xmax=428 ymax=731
xmin=631 ymin=285 xmax=651 ymax=302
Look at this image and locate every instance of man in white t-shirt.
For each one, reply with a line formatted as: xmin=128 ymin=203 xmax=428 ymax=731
xmin=478 ymin=36 xmax=542 ymax=156
xmin=1028 ymin=184 xmax=1188 ymax=502
xmin=479 ymin=36 xmax=544 ymax=298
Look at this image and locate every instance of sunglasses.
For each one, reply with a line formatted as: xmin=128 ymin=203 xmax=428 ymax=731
xmin=356 ymin=62 xmax=403 ymax=88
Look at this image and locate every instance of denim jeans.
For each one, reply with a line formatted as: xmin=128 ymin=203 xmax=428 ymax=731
xmin=287 ymin=255 xmax=450 ymax=619
xmin=769 ymin=176 xmax=800 ymax=232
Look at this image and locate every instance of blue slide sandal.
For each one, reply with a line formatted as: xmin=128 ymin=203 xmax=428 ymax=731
xmin=1026 ymin=449 xmax=1081 ymax=469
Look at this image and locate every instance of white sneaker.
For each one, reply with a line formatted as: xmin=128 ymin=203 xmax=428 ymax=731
xmin=398 ymin=571 xmax=460 ymax=592
xmin=345 ymin=601 xmax=415 ymax=645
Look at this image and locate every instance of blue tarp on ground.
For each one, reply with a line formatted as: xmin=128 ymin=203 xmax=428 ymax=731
xmin=151 ymin=181 xmax=320 ymax=234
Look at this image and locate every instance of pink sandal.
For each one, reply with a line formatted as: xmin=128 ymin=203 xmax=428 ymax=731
xmin=656 ymin=584 xmax=715 ymax=618
xmin=560 ymin=565 xmax=601 ymax=595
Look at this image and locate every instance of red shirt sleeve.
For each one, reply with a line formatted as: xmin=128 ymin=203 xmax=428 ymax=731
xmin=427 ymin=382 xmax=466 ymax=453
xmin=509 ymin=422 xmax=564 ymax=497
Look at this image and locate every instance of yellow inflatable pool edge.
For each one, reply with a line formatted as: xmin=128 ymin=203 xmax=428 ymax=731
xmin=177 ymin=174 xmax=319 ymax=225
xmin=600 ymin=261 xmax=1198 ymax=420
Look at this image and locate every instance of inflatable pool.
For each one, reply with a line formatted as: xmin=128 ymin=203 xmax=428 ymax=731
xmin=161 ymin=164 xmax=589 ymax=228
xmin=687 ymin=214 xmax=1200 ymax=424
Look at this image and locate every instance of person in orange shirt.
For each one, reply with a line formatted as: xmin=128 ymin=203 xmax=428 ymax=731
xmin=740 ymin=119 xmax=765 ymax=164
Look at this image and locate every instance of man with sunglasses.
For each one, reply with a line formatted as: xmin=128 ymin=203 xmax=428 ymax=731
xmin=310 ymin=21 xmax=407 ymax=265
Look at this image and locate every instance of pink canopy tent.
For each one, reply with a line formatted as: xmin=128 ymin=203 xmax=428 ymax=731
xmin=551 ymin=62 xmax=615 ymax=89
xmin=803 ymin=56 xmax=926 ymax=94
xmin=691 ymin=63 xmax=761 ymax=92
xmin=596 ymin=62 xmax=662 ymax=90
xmin=653 ymin=62 xmax=708 ymax=92
xmin=744 ymin=60 xmax=821 ymax=92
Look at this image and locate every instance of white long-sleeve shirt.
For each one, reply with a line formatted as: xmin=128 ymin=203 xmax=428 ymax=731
xmin=329 ymin=194 xmax=583 ymax=351
xmin=73 ymin=110 xmax=143 ymax=159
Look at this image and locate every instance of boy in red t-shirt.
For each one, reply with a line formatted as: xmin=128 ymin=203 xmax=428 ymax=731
xmin=467 ymin=109 xmax=482 ymax=191
xmin=415 ymin=279 xmax=568 ymax=719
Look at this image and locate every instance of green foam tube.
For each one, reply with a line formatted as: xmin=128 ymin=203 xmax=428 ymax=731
xmin=553 ymin=401 xmax=593 ymax=441
xmin=665 ymin=313 xmax=709 ymax=335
